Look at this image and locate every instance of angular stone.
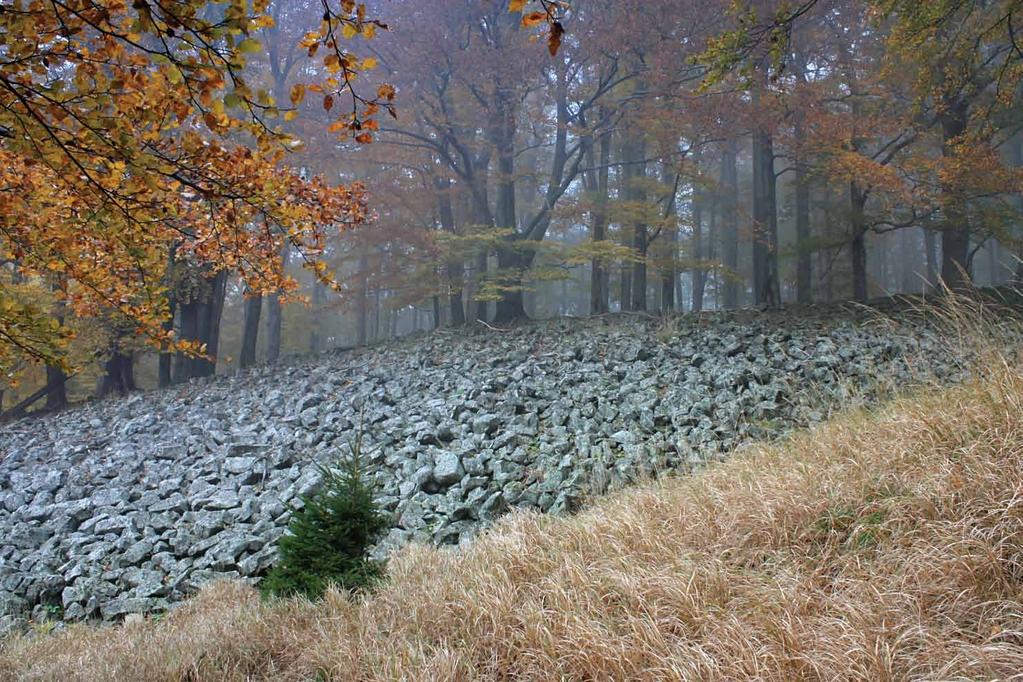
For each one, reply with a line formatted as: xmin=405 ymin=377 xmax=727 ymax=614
xmin=432 ymin=452 xmax=463 ymax=487
xmin=299 ymin=408 xmax=319 ymax=429
xmin=224 ymin=457 xmax=257 ymax=475
xmin=0 ymin=590 xmax=28 ymax=616
xmin=120 ymin=540 xmax=154 ymax=567
xmin=195 ymin=491 xmax=240 ymax=511
xmin=100 ymin=597 xmax=160 ymax=620
xmin=479 ymin=492 xmax=508 ymax=521
xmin=0 ymin=614 xmax=27 ymax=636
xmin=472 ymin=414 xmax=501 ymax=436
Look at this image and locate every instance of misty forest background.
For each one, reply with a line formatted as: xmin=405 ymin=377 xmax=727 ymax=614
xmin=7 ymin=0 xmax=1023 ymax=409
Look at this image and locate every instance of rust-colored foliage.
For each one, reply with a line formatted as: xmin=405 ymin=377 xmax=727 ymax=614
xmin=0 ymin=1 xmax=391 ymax=376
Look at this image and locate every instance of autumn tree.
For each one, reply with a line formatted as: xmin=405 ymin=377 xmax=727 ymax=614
xmin=702 ymin=0 xmax=1023 ymax=294
xmin=0 ymin=0 xmax=394 ymax=394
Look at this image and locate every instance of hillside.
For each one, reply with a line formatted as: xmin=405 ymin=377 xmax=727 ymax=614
xmin=0 ymin=298 xmax=1014 ymax=630
xmin=3 ymin=338 xmax=1022 ymax=680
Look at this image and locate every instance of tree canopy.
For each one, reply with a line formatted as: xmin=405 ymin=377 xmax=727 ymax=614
xmin=0 ymin=0 xmax=390 ymax=379
xmin=2 ymin=0 xmax=1022 ymax=409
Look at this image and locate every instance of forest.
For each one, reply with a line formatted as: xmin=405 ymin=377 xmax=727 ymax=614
xmin=5 ymin=3 xmax=1023 ymax=678
xmin=1 ymin=0 xmax=1021 ymax=408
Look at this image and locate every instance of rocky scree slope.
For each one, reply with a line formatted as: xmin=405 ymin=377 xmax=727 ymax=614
xmin=0 ymin=303 xmax=990 ymax=629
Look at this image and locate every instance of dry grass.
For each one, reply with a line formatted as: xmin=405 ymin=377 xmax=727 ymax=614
xmin=4 ymin=297 xmax=1023 ymax=681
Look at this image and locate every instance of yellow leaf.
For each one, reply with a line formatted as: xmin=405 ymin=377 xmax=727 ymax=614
xmin=362 ymin=57 xmax=378 ymax=70
xmin=284 ymin=110 xmax=299 ymax=121
xmin=509 ymin=0 xmax=527 ymax=12
xmin=237 ymin=38 xmax=262 ymax=54
xmin=290 ymin=83 xmax=305 ymax=106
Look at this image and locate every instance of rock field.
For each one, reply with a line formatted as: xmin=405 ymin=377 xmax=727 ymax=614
xmin=0 ymin=301 xmax=1001 ymax=630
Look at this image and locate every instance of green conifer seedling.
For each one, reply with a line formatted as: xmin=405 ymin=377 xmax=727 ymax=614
xmin=259 ymin=436 xmax=388 ymax=600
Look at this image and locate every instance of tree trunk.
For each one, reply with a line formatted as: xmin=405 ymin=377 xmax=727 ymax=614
xmin=239 ymin=291 xmax=261 ymax=369
xmin=356 ymin=251 xmax=369 ymax=346
xmin=174 ymin=269 xmax=227 ymax=382
xmin=819 ymin=249 xmax=834 ymax=301
xmin=158 ymin=246 xmax=177 ymax=387
xmin=585 ymin=114 xmax=612 ymax=315
xmin=692 ymin=169 xmax=706 ymax=313
xmin=44 ymin=364 xmax=67 ymax=411
xmin=491 ymin=87 xmax=526 ymax=323
xmin=466 ymin=170 xmax=493 ymax=323
xmin=618 ymin=264 xmax=631 ymax=312
xmin=875 ymin=230 xmax=888 ymax=291
xmin=264 ymin=247 xmax=287 ymax=364
xmin=158 ymin=292 xmax=176 ymax=388
xmin=372 ymin=286 xmax=382 ymax=341
xmin=3 ymin=371 xmax=71 ymax=419
xmin=941 ymin=228 xmax=971 ymax=290
xmin=794 ymin=150 xmax=812 ymax=303
xmin=939 ymin=100 xmax=972 ymax=291
xmin=309 ymin=279 xmax=326 ymax=352
xmin=631 ymin=236 xmax=648 ymax=312
xmin=472 ymin=251 xmax=489 ymax=322
xmin=923 ymin=227 xmax=939 ymax=291
xmin=494 ymin=62 xmax=578 ymax=321
xmin=45 ymin=277 xmax=68 ymax=410
xmin=899 ymin=227 xmax=919 ymax=293
xmin=174 ymin=300 xmax=198 ymax=383
xmin=97 ymin=350 xmax=136 ymax=398
xmin=436 ymin=176 xmax=466 ymax=326
xmin=192 ymin=269 xmax=227 ymax=378
xmin=661 ymin=249 xmax=677 ymax=313
xmin=446 ymin=263 xmax=466 ymax=325
xmin=720 ymin=138 xmax=740 ymax=309
xmin=494 ymin=248 xmax=527 ymax=323
xmin=264 ymin=292 xmax=283 ymax=363
xmin=626 ymin=132 xmax=649 ymax=312
xmin=661 ymin=161 xmax=678 ymax=314
xmin=986 ymin=238 xmax=1001 ymax=286
xmin=708 ymin=187 xmax=719 ymax=310
xmin=850 ymin=182 xmax=869 ymax=302
xmin=752 ymin=123 xmax=780 ymax=306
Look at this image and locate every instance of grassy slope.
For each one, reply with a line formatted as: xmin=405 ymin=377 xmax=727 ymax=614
xmin=3 ymin=359 xmax=1023 ymax=680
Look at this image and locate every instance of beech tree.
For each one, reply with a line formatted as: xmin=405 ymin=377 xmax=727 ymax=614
xmin=702 ymin=0 xmax=1023 ymax=293
xmin=0 ymin=0 xmax=393 ymax=390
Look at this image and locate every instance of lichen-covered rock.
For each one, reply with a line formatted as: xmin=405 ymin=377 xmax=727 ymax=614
xmin=432 ymin=452 xmax=463 ymax=487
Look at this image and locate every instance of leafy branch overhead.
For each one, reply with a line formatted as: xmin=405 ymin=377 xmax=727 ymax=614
xmin=0 ymin=0 xmax=393 ymax=377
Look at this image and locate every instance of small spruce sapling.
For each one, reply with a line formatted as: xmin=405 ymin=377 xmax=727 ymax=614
xmin=259 ymin=429 xmax=388 ymax=600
